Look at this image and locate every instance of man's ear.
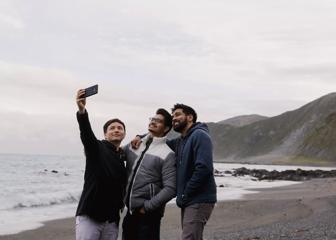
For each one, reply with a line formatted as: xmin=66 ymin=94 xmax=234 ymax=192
xmin=187 ymin=114 xmax=194 ymax=123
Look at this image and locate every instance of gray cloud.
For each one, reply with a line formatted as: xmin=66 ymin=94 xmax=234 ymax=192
xmin=1 ymin=0 xmax=336 ymax=154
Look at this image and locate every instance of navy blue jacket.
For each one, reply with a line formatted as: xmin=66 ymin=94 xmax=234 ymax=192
xmin=167 ymin=123 xmax=217 ymax=208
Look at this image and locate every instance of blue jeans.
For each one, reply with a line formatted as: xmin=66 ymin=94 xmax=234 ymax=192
xmin=122 ymin=211 xmax=161 ymax=240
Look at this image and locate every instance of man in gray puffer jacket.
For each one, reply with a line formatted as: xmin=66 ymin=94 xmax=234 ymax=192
xmin=122 ymin=108 xmax=176 ymax=240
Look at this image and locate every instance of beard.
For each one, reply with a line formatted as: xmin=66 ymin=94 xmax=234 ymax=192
xmin=173 ymin=119 xmax=188 ymax=132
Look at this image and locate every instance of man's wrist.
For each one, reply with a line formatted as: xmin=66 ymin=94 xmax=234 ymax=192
xmin=78 ymin=108 xmax=86 ymax=114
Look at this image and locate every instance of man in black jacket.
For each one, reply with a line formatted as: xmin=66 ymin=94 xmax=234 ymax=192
xmin=75 ymin=89 xmax=127 ymax=240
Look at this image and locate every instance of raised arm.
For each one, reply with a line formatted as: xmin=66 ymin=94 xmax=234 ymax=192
xmin=76 ymin=89 xmax=98 ymax=149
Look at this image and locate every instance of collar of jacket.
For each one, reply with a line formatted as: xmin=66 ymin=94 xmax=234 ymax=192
xmin=181 ymin=122 xmax=198 ymax=139
xmin=102 ymin=140 xmax=123 ymax=153
xmin=143 ymin=134 xmax=167 ymax=146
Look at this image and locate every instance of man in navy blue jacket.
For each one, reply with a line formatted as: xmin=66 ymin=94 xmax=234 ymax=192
xmin=132 ymin=104 xmax=216 ymax=239
xmin=168 ymin=104 xmax=217 ymax=240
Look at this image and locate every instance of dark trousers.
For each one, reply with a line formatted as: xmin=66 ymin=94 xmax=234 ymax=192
xmin=122 ymin=211 xmax=162 ymax=240
xmin=181 ymin=203 xmax=214 ymax=240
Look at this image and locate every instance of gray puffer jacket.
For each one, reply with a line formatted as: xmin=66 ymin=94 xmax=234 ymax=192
xmin=124 ymin=135 xmax=176 ymax=215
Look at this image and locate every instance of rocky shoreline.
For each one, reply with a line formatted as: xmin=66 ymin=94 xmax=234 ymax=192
xmin=215 ymin=167 xmax=336 ymax=181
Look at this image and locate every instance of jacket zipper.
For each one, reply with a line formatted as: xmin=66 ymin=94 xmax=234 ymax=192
xmin=177 ymin=139 xmax=187 ymax=201
xmin=127 ymin=138 xmax=152 ymax=214
xmin=178 ymin=140 xmax=186 ymax=166
xmin=150 ymin=183 xmax=154 ymax=198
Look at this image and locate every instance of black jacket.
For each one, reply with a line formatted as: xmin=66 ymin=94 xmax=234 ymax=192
xmin=76 ymin=110 xmax=127 ymax=223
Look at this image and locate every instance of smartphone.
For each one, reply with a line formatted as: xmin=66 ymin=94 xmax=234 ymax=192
xmin=83 ymin=84 xmax=98 ymax=98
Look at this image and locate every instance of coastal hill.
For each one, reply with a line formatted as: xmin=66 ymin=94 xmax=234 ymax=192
xmin=217 ymin=114 xmax=268 ymax=127
xmin=208 ymin=92 xmax=336 ymax=165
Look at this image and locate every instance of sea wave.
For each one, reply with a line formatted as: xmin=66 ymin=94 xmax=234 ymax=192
xmin=10 ymin=192 xmax=80 ymax=210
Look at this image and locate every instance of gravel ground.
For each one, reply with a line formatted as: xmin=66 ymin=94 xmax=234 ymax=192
xmin=210 ymin=198 xmax=336 ymax=240
xmin=160 ymin=178 xmax=336 ymax=240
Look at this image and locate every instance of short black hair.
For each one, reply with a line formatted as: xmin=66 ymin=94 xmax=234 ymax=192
xmin=103 ymin=118 xmax=126 ymax=133
xmin=156 ymin=108 xmax=172 ymax=135
xmin=172 ymin=104 xmax=197 ymax=123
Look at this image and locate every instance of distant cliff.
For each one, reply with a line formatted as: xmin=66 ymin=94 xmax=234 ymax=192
xmin=208 ymin=93 xmax=336 ymax=165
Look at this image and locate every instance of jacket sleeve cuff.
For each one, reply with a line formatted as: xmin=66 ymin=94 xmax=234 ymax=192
xmin=143 ymin=200 xmax=152 ymax=212
xmin=77 ymin=109 xmax=87 ymax=116
xmin=181 ymin=193 xmax=188 ymax=205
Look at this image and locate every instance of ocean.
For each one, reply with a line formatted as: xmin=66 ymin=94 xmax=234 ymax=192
xmin=0 ymin=154 xmax=83 ymax=235
xmin=0 ymin=153 xmax=335 ymax=235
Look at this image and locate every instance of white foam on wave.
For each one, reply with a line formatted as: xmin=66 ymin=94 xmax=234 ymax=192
xmin=11 ymin=192 xmax=79 ymax=209
xmin=0 ymin=203 xmax=77 ymax=235
xmin=215 ymin=174 xmax=300 ymax=201
xmin=214 ymin=163 xmax=336 ymax=201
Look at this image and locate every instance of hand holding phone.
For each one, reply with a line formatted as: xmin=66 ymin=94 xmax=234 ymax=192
xmin=76 ymin=84 xmax=98 ymax=113
xmin=83 ymin=84 xmax=98 ymax=98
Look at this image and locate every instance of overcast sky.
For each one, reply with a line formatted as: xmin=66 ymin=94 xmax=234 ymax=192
xmin=1 ymin=0 xmax=336 ymax=155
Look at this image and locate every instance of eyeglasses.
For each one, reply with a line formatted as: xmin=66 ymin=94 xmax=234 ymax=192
xmin=149 ymin=117 xmax=164 ymax=124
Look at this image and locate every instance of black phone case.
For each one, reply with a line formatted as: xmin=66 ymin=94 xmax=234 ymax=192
xmin=84 ymin=84 xmax=98 ymax=97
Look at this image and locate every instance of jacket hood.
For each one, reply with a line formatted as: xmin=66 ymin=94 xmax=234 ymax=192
xmin=184 ymin=122 xmax=209 ymax=138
